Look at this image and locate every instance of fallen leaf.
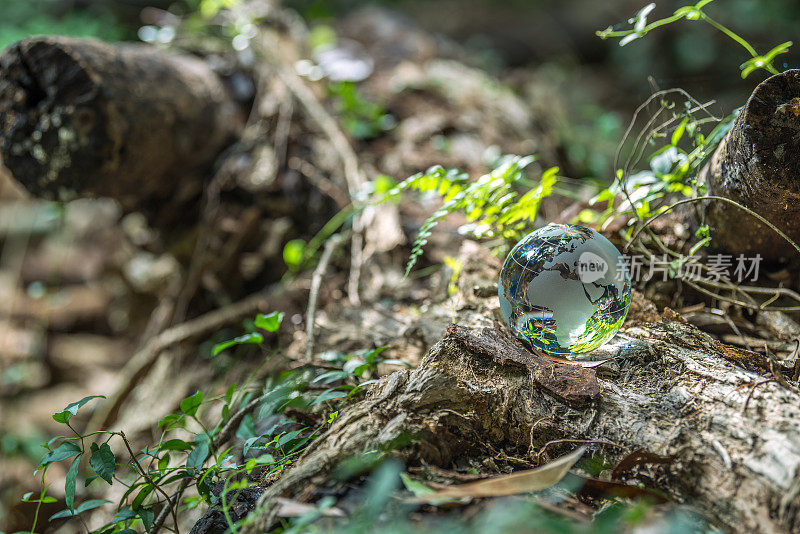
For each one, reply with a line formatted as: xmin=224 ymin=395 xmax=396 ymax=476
xmin=406 ymin=446 xmax=586 ymax=503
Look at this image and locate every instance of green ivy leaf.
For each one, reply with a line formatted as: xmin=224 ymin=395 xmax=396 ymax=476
xmin=65 ymin=455 xmax=80 ymax=510
xmin=40 ymin=441 xmax=81 ymax=467
xmin=186 ymin=440 xmax=210 ymax=471
xmin=138 ymin=506 xmax=155 ymax=532
xmin=76 ymin=499 xmax=110 ymax=514
xmin=254 ymin=311 xmax=284 ymax=332
xmin=159 ymin=439 xmax=193 ymax=451
xmin=212 ymin=332 xmax=264 ymax=356
xmin=179 ymin=391 xmax=204 ymax=417
xmin=89 ymin=443 xmax=116 ymax=484
xmin=131 ymin=484 xmax=154 ymax=511
xmin=311 ymin=389 xmax=348 ymax=405
xmin=53 ymin=395 xmax=105 ymax=424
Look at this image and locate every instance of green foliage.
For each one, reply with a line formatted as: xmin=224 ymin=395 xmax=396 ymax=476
xmin=328 ymin=82 xmax=396 ymax=140
xmin=0 ymin=0 xmax=129 ymax=51
xmin=21 ymin=309 xmax=410 ymax=534
xmin=212 ymin=311 xmax=284 ymax=355
xmin=388 ymin=155 xmax=558 ymax=274
xmin=598 ymin=0 xmax=792 ymax=79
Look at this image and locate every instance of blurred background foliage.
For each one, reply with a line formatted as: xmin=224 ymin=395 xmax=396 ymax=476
xmin=2 ymin=0 xmax=798 ymax=182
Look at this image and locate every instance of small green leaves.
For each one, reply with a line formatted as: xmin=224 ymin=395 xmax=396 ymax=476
xmin=53 ymin=395 xmax=105 ymax=424
xmin=89 ymin=443 xmax=116 ymax=484
xmin=180 ymin=391 xmax=204 ymax=417
xmin=740 ymin=41 xmax=792 ymax=78
xmin=255 ymin=311 xmax=284 ymax=332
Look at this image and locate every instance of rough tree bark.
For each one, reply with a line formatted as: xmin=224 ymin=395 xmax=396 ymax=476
xmin=0 ymin=36 xmax=241 ymax=209
xmin=224 ymin=245 xmax=800 ymax=534
xmin=699 ymin=69 xmax=800 ymax=260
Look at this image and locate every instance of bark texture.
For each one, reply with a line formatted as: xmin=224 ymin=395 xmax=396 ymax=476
xmin=699 ymin=69 xmax=800 ymax=260
xmin=232 ymin=244 xmax=800 ymax=534
xmin=0 ymin=36 xmax=241 ymax=209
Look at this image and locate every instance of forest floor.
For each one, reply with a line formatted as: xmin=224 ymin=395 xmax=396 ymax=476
xmin=2 ymin=2 xmax=800 ymax=534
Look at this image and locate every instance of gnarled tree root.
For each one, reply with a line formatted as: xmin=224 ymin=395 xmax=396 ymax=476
xmin=229 ymin=307 xmax=800 ymax=534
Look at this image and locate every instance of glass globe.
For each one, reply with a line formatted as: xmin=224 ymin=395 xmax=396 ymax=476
xmin=498 ymin=224 xmax=631 ymax=355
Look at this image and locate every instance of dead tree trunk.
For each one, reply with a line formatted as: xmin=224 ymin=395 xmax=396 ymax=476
xmin=699 ymin=69 xmax=800 ymax=261
xmin=232 ymin=244 xmax=800 ymax=534
xmin=0 ymin=36 xmax=241 ymax=209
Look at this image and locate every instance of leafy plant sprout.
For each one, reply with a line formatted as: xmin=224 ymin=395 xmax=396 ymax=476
xmin=597 ymin=0 xmax=792 ymax=78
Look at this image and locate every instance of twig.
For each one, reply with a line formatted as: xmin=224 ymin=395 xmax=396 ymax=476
xmin=742 ymin=379 xmax=777 ymax=413
xmin=119 ymin=431 xmax=180 ymax=534
xmin=627 ymin=195 xmax=800 ymax=255
xmin=267 ymin=54 xmax=366 ymax=305
xmin=288 ymin=157 xmax=351 ymax=208
xmin=535 ymin=438 xmax=627 ymax=465
xmin=305 ymin=234 xmax=344 ymax=361
xmin=87 ymin=290 xmax=272 ymax=433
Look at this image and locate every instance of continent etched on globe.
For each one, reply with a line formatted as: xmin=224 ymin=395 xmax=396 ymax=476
xmin=498 ymin=224 xmax=631 ymax=355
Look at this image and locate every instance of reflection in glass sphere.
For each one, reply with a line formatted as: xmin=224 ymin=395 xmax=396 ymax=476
xmin=498 ymin=224 xmax=631 ymax=355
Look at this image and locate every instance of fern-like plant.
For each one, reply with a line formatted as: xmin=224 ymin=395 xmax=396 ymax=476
xmin=388 ymin=155 xmax=558 ymax=274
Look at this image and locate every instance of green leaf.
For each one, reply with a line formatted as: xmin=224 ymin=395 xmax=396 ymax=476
xmin=158 ymin=413 xmax=185 ymax=429
xmin=138 ymin=507 xmax=155 ymax=532
xmin=131 ymin=484 xmax=154 ymax=511
xmin=159 ymin=439 xmax=193 ymax=451
xmin=40 ymin=441 xmax=81 ymax=466
xmin=186 ymin=440 xmax=210 ymax=471
xmin=53 ymin=395 xmax=105 ymax=424
xmin=212 ymin=332 xmax=264 ymax=356
xmin=254 ymin=311 xmax=284 ymax=332
xmin=75 ymin=499 xmax=110 ymax=514
xmin=400 ymin=473 xmax=435 ymax=497
xmin=311 ymin=389 xmax=348 ymax=405
xmin=224 ymin=382 xmax=237 ymax=403
xmin=114 ymin=506 xmax=137 ymax=522
xmin=50 ymin=508 xmax=78 ymax=520
xmin=671 ymin=118 xmax=687 ymax=146
xmin=89 ymin=443 xmax=116 ymax=484
xmin=65 ymin=455 xmax=80 ymax=509
xmin=180 ymin=391 xmax=204 ymax=417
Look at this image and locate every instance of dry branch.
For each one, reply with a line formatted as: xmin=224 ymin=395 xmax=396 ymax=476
xmin=0 ymin=36 xmax=241 ymax=209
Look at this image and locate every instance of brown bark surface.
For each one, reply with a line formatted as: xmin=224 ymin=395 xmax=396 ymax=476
xmin=0 ymin=36 xmax=241 ymax=209
xmin=699 ymin=69 xmax=800 ymax=260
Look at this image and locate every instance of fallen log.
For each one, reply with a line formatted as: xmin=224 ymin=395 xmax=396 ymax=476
xmin=226 ymin=244 xmax=800 ymax=534
xmin=0 ymin=36 xmax=241 ymax=209
xmin=699 ymin=69 xmax=800 ymax=260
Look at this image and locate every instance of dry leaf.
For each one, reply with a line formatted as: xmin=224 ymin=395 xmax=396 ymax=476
xmin=407 ymin=446 xmax=586 ymax=503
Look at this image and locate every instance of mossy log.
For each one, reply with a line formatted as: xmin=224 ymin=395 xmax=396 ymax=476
xmin=0 ymin=36 xmax=241 ymax=209
xmin=699 ymin=69 xmax=800 ymax=261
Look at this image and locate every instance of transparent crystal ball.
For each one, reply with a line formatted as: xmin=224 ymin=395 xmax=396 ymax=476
xmin=498 ymin=224 xmax=631 ymax=355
